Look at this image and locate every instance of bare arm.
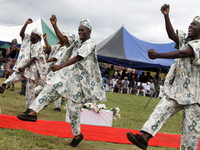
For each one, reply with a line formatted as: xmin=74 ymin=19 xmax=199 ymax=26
xmin=20 ymin=18 xmax=33 ymax=40
xmin=147 ymin=48 xmax=194 ymax=59
xmin=7 ymin=45 xmax=20 ymax=56
xmin=46 ymin=57 xmax=56 ymax=63
xmin=43 ymin=33 xmax=51 ymax=51
xmin=51 ymin=55 xmax=83 ymax=72
xmin=161 ymin=4 xmax=179 ymax=44
xmin=18 ymin=57 xmax=36 ymax=73
xmin=50 ymin=15 xmax=69 ymax=45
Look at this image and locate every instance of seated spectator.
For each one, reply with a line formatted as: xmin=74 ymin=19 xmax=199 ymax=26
xmin=101 ymin=73 xmax=107 ymax=87
xmin=145 ymin=82 xmax=154 ymax=97
xmin=121 ymin=77 xmax=129 ymax=93
xmin=114 ymin=77 xmax=122 ymax=93
xmin=115 ymin=69 xmax=121 ymax=77
xmin=149 ymin=78 xmax=155 ymax=96
xmin=137 ymin=82 xmax=144 ymax=93
xmin=139 ymin=72 xmax=146 ymax=83
xmin=111 ymin=76 xmax=118 ymax=91
xmin=108 ymin=77 xmax=113 ymax=91
xmin=158 ymin=80 xmax=164 ymax=98
xmin=129 ymin=78 xmax=136 ymax=94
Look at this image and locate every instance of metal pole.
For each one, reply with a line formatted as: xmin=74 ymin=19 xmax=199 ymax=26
xmin=144 ymin=68 xmax=167 ymax=109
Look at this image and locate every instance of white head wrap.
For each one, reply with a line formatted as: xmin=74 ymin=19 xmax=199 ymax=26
xmin=31 ymin=28 xmax=42 ymax=36
xmin=80 ymin=18 xmax=92 ymax=31
xmin=193 ymin=16 xmax=200 ymax=24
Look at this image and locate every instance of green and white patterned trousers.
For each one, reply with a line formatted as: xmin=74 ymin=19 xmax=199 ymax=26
xmin=4 ymin=72 xmax=44 ymax=108
xmin=34 ymin=85 xmax=62 ymax=109
xmin=141 ymin=96 xmax=200 ymax=150
xmin=30 ymin=84 xmax=83 ymax=136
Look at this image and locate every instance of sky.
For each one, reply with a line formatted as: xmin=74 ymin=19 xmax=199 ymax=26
xmin=0 ymin=0 xmax=200 ymax=44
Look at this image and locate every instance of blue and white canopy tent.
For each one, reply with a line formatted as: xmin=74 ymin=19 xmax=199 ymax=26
xmin=97 ymin=26 xmax=176 ymax=73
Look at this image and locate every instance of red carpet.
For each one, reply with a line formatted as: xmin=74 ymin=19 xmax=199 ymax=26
xmin=0 ymin=114 xmax=199 ymax=149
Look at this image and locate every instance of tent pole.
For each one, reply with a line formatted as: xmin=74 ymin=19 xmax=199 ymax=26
xmin=155 ymin=68 xmax=161 ymax=97
xmin=144 ymin=67 xmax=165 ymax=109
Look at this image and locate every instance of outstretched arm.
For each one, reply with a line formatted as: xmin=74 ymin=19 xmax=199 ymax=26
xmin=20 ymin=18 xmax=33 ymax=40
xmin=161 ymin=4 xmax=179 ymax=44
xmin=51 ymin=55 xmax=83 ymax=72
xmin=50 ymin=15 xmax=69 ymax=45
xmin=43 ymin=33 xmax=51 ymax=51
xmin=147 ymin=48 xmax=194 ymax=59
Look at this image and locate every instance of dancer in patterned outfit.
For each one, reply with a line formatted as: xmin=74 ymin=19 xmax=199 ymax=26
xmin=17 ymin=15 xmax=106 ymax=147
xmin=127 ymin=4 xmax=200 ymax=150
xmin=34 ymin=32 xmax=71 ymax=111
xmin=0 ymin=18 xmax=47 ymax=113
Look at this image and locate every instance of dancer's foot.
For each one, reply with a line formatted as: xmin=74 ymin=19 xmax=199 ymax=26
xmin=17 ymin=114 xmax=37 ymax=122
xmin=53 ymin=108 xmax=61 ymax=112
xmin=127 ymin=132 xmax=148 ymax=149
xmin=69 ymin=133 xmax=83 ymax=147
xmin=23 ymin=108 xmax=31 ymax=114
xmin=18 ymin=90 xmax=25 ymax=95
xmin=17 ymin=110 xmax=37 ymax=122
xmin=0 ymin=84 xmax=6 ymax=94
xmin=10 ymin=88 xmax=15 ymax=91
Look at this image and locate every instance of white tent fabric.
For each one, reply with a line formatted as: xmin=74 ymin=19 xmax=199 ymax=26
xmin=0 ymin=18 xmax=57 ymax=46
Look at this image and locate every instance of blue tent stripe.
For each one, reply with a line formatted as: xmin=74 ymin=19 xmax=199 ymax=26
xmin=123 ymin=27 xmax=175 ymax=66
xmin=97 ymin=55 xmax=170 ymax=73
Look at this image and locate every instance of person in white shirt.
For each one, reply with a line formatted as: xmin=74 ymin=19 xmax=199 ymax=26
xmin=121 ymin=77 xmax=129 ymax=93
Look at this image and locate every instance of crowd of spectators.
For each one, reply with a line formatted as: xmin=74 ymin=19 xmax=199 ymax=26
xmin=102 ymin=65 xmax=164 ymax=98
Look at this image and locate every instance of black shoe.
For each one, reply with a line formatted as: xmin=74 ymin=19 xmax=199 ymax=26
xmin=23 ymin=108 xmax=31 ymax=115
xmin=53 ymin=108 xmax=61 ymax=112
xmin=0 ymin=86 xmax=4 ymax=94
xmin=69 ymin=133 xmax=83 ymax=147
xmin=127 ymin=132 xmax=148 ymax=149
xmin=17 ymin=114 xmax=37 ymax=122
xmin=18 ymin=90 xmax=25 ymax=96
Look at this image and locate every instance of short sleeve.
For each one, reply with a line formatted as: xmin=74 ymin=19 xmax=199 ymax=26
xmin=188 ymin=40 xmax=200 ymax=65
xmin=53 ymin=49 xmax=63 ymax=60
xmin=77 ymin=39 xmax=96 ymax=58
xmin=175 ymin=30 xmax=188 ymax=50
xmin=30 ymin=43 xmax=43 ymax=59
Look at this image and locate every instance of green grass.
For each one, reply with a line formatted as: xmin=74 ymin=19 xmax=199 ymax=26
xmin=0 ymin=78 xmax=180 ymax=150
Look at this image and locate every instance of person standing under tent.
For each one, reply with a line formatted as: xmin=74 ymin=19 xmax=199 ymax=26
xmin=127 ymin=4 xmax=200 ymax=150
xmin=5 ymin=39 xmax=20 ymax=91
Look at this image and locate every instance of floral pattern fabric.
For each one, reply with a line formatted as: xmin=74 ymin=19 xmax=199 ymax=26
xmin=29 ymin=84 xmax=82 ymax=136
xmin=46 ymin=45 xmax=70 ymax=74
xmin=141 ymin=96 xmax=200 ymax=150
xmin=46 ymin=34 xmax=106 ymax=104
xmin=163 ymin=30 xmax=200 ymax=105
xmin=13 ymin=34 xmax=47 ymax=82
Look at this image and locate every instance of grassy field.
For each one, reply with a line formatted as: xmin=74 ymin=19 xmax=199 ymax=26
xmin=0 ymin=78 xmax=181 ymax=150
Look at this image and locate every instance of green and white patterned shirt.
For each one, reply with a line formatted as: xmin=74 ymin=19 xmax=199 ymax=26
xmin=13 ymin=34 xmax=47 ymax=81
xmin=46 ymin=34 xmax=106 ymax=103
xmin=163 ymin=30 xmax=200 ymax=105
